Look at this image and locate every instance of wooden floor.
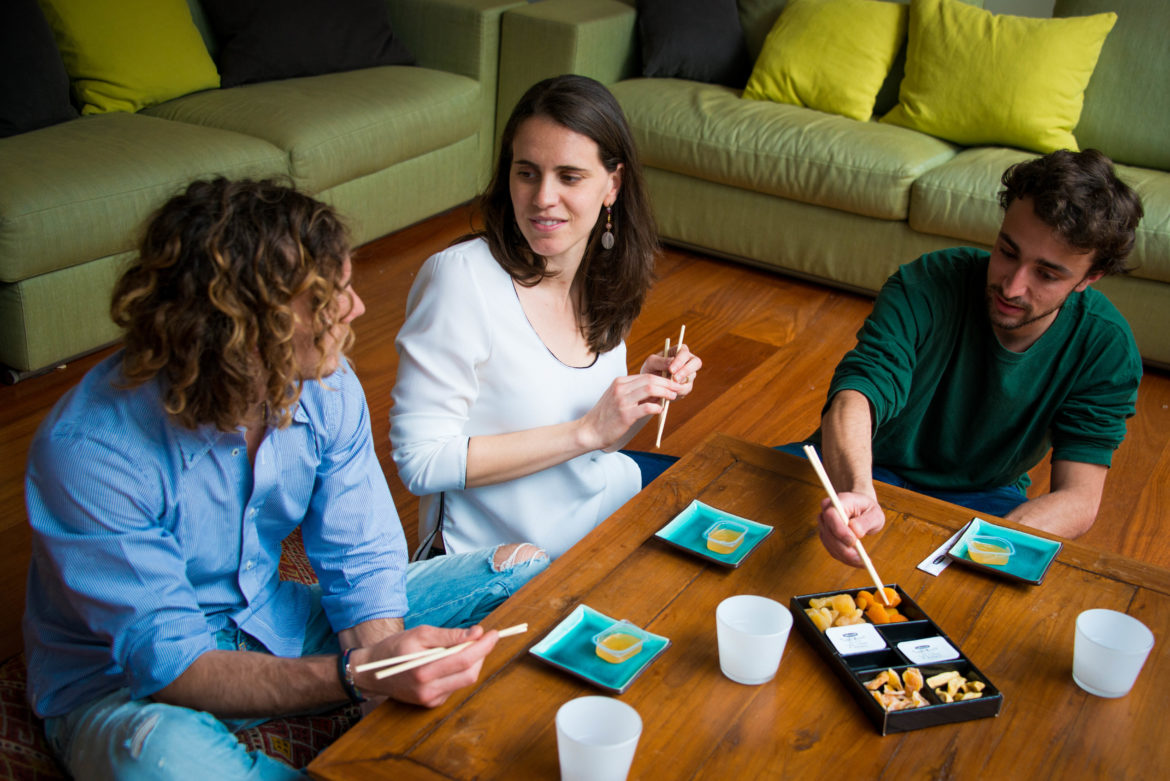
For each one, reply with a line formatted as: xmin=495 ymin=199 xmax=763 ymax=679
xmin=2 ymin=204 xmax=1168 ymax=660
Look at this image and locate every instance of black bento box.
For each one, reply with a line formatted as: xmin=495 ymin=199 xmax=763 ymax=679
xmin=791 ymin=585 xmax=1003 ymax=735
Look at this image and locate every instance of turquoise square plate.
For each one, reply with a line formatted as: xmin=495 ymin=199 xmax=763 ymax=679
xmin=529 ymin=605 xmax=670 ymax=694
xmin=653 ymin=500 xmax=773 ymax=568
xmin=946 ymin=517 xmax=1062 ymax=585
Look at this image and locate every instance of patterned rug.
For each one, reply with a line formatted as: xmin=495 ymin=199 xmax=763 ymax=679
xmin=0 ymin=528 xmax=359 ymax=777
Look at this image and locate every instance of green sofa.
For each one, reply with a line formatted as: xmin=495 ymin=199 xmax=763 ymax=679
xmin=0 ymin=0 xmax=521 ymax=381
xmin=497 ymin=0 xmax=1170 ymax=368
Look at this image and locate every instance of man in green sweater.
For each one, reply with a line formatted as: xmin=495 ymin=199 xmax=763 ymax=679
xmin=811 ymin=149 xmax=1144 ymax=567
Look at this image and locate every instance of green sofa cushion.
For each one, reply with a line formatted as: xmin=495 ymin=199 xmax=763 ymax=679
xmin=143 ymin=66 xmax=481 ymax=194
xmin=0 ymin=250 xmax=130 ymax=372
xmin=910 ymin=148 xmax=1170 ymax=286
xmin=0 ymin=112 xmax=287 ymax=283
xmin=610 ymin=77 xmax=958 ymax=221
xmin=1054 ymin=0 xmax=1170 ymax=171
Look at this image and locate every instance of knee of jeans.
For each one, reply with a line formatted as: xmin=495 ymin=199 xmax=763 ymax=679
xmin=491 ymin=542 xmax=548 ymax=572
xmin=118 ymin=704 xmax=226 ymax=768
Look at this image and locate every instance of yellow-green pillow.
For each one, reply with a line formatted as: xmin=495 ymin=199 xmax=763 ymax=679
xmin=37 ymin=0 xmax=219 ymax=114
xmin=742 ymin=0 xmax=908 ymax=122
xmin=880 ymin=0 xmax=1116 ymax=153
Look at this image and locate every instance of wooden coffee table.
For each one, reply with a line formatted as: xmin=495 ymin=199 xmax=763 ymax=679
xmin=309 ymin=434 xmax=1169 ymax=779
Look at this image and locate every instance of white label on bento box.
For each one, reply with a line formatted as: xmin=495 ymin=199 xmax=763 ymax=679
xmin=897 ymin=636 xmax=960 ymax=664
xmin=826 ymin=623 xmax=887 ymax=655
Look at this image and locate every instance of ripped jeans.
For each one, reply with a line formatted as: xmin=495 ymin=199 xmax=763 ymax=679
xmin=42 ymin=546 xmax=549 ymax=781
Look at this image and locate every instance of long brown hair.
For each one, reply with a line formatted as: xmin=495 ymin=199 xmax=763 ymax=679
xmin=111 ymin=177 xmax=353 ymax=431
xmin=477 ymin=74 xmax=657 ymax=354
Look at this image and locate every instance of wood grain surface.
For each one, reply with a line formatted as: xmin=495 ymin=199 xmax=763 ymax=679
xmin=310 ymin=436 xmax=1170 ymax=780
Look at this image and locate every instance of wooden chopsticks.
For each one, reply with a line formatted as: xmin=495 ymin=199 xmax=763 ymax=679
xmin=353 ymin=623 xmax=528 ymax=680
xmin=655 ymin=324 xmax=686 ymax=449
xmin=802 ymin=445 xmax=891 ymax=605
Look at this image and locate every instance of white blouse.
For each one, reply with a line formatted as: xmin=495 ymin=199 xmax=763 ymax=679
xmin=390 ymin=238 xmax=641 ymax=559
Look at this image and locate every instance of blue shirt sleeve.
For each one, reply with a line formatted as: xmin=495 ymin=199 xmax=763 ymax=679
xmin=299 ymin=363 xmax=410 ymax=630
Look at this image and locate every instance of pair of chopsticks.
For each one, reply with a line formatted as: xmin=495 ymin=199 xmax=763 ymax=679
xmin=802 ymin=445 xmax=891 ymax=606
xmin=655 ymin=324 xmax=686 ymax=449
xmin=352 ymin=623 xmax=527 ymax=680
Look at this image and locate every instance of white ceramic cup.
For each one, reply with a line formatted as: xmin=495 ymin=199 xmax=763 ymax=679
xmin=1073 ymin=608 xmax=1155 ymax=698
xmin=715 ymin=595 xmax=793 ymax=685
xmin=555 ymin=696 xmax=642 ymax=781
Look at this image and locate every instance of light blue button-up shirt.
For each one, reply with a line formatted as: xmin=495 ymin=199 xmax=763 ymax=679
xmin=23 ymin=353 xmax=408 ymax=718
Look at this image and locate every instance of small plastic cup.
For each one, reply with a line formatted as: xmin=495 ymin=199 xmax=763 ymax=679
xmin=1073 ymin=609 xmax=1155 ymax=698
xmin=592 ymin=620 xmax=647 ymax=664
xmin=715 ymin=595 xmax=792 ymax=685
xmin=705 ymin=520 xmax=748 ymax=554
xmin=556 ymin=696 xmax=642 ymax=781
xmin=967 ymin=535 xmax=1015 ymax=566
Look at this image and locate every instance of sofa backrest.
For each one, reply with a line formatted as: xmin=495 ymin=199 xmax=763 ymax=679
xmin=1055 ymin=0 xmax=1170 ymax=171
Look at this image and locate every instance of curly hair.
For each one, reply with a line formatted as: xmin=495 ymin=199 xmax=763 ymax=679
xmin=110 ymin=177 xmax=354 ymax=431
xmin=999 ymin=149 xmax=1143 ymax=277
xmin=476 ymin=74 xmax=658 ymax=354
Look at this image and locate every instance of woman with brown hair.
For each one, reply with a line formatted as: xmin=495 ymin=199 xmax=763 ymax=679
xmin=391 ymin=75 xmax=702 ymax=560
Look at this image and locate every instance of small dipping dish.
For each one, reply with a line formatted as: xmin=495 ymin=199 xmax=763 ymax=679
xmin=704 ymin=520 xmax=748 ymax=555
xmin=967 ymin=536 xmax=1015 ymax=566
xmin=593 ymin=620 xmax=647 ymax=664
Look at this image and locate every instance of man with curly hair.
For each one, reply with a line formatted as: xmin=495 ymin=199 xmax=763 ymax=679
xmin=23 ymin=178 xmax=548 ymax=779
xmin=799 ymin=149 xmax=1145 ymax=567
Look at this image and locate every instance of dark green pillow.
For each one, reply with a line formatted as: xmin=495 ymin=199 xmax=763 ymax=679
xmin=201 ymin=0 xmax=415 ymax=88
xmin=0 ymin=0 xmax=77 ymax=137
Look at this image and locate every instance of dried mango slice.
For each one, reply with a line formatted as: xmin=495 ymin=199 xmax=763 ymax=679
xmin=926 ymin=670 xmax=960 ymax=689
xmin=830 ymin=593 xmax=856 ymax=615
xmin=805 ymin=607 xmax=834 ymax=633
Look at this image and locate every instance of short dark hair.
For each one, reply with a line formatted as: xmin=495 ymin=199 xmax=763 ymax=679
xmin=999 ymin=149 xmax=1143 ymax=276
xmin=477 ymin=74 xmax=657 ymax=354
xmin=111 ymin=177 xmax=353 ymax=431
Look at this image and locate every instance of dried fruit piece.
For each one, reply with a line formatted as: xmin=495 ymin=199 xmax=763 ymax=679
xmin=830 ymin=593 xmax=856 ymax=615
xmin=865 ymin=602 xmax=890 ymax=624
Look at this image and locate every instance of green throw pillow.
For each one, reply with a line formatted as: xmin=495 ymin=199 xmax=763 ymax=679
xmin=880 ymin=0 xmax=1116 ymax=153
xmin=37 ymin=0 xmax=220 ymax=114
xmin=742 ymin=0 xmax=909 ymax=122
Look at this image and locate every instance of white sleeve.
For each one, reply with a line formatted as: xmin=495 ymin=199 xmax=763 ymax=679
xmin=390 ymin=248 xmax=492 ymax=495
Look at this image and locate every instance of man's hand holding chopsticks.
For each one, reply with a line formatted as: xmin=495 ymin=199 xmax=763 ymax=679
xmin=816 ymin=491 xmax=886 ymax=568
xmin=350 ymin=625 xmax=500 ymax=709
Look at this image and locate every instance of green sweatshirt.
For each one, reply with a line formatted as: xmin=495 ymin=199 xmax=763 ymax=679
xmin=823 ymin=247 xmax=1141 ymax=492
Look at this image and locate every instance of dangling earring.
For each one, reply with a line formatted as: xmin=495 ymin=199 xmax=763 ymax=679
xmin=602 ymin=205 xmax=615 ymax=250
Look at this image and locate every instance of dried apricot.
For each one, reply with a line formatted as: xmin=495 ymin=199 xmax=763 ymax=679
xmin=881 ymin=587 xmax=902 ymax=607
xmin=865 ymin=602 xmax=890 ymax=624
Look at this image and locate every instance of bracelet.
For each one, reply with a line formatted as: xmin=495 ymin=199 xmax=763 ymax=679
xmin=337 ymin=647 xmax=366 ymax=704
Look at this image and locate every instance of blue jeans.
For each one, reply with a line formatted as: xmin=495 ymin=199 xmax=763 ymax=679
xmin=621 ymin=449 xmax=680 ymax=488
xmin=43 ymin=546 xmax=548 ymax=780
xmin=775 ymin=442 xmax=1027 ymax=517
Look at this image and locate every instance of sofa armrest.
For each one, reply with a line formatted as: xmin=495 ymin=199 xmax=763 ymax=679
xmin=387 ymin=0 xmax=526 ymax=186
xmin=387 ymin=0 xmax=522 ymax=81
xmin=497 ymin=0 xmax=639 ymax=146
